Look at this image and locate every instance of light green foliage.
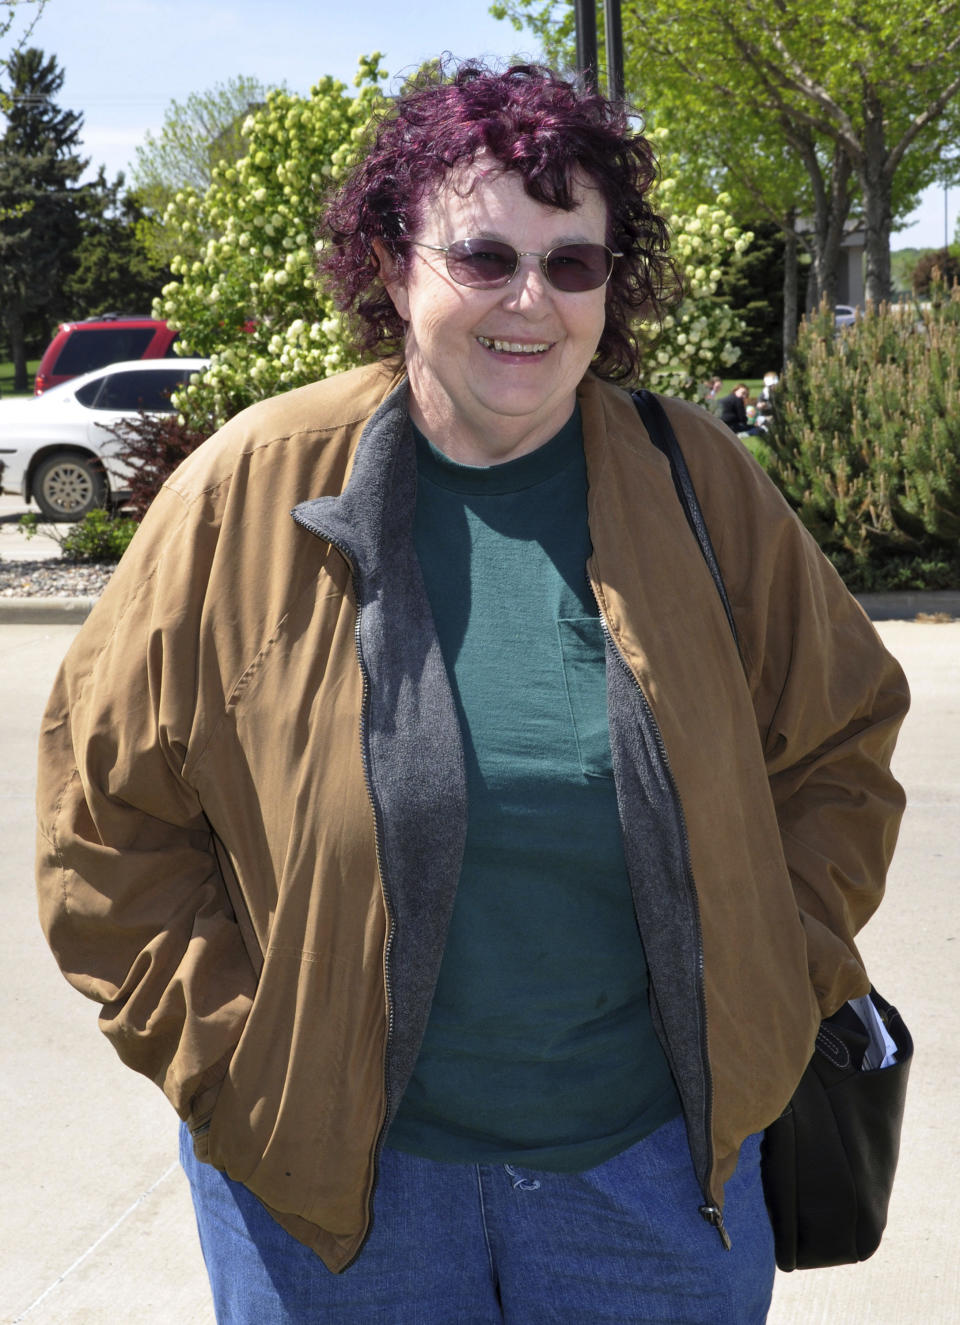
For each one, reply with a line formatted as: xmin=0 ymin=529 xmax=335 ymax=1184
xmin=636 ymin=172 xmax=752 ymax=398
xmin=132 ymin=74 xmax=279 ymax=268
xmin=890 ymin=247 xmax=925 ymax=296
xmin=0 ymin=1 xmax=47 ymax=84
xmin=494 ymin=0 xmax=960 ymax=303
xmin=157 ymin=56 xmax=388 ymax=428
xmin=0 ymin=0 xmax=45 ymax=38
xmin=765 ymin=291 xmax=960 ymax=589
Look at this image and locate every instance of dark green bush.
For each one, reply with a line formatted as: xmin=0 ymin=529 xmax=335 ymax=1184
xmin=764 ymin=289 xmax=960 ymax=589
xmin=911 ymin=248 xmax=960 ymax=296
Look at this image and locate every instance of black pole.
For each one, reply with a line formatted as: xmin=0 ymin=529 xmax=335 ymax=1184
xmin=574 ymin=0 xmax=599 ymax=91
xmin=604 ymin=0 xmax=625 ymax=101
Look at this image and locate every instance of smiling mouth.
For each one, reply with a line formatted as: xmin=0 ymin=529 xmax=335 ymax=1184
xmin=476 ymin=336 xmax=552 ymax=355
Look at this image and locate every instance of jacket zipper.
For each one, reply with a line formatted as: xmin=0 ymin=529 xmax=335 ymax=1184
xmin=291 ymin=510 xmax=395 ymax=1270
xmin=595 ymin=603 xmax=730 ymax=1251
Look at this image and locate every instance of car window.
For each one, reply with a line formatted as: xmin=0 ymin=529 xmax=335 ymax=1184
xmin=53 ymin=327 xmax=156 ymax=376
xmin=74 ymin=379 xmax=102 ymax=407
xmin=162 ymin=335 xmax=181 ymax=357
xmin=93 ymin=368 xmax=190 ymax=413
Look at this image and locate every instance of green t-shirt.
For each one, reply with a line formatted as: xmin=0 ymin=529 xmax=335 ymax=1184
xmin=388 ymin=408 xmax=680 ymax=1171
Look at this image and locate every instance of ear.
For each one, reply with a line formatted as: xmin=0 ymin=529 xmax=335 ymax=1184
xmin=373 ymin=239 xmax=410 ymax=322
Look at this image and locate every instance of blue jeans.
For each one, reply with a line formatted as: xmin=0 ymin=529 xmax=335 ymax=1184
xmin=180 ymin=1113 xmax=774 ymax=1323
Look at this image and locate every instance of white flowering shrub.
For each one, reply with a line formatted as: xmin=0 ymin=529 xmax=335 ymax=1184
xmin=156 ymin=56 xmax=387 ymax=428
xmin=637 ymin=176 xmax=752 ymax=400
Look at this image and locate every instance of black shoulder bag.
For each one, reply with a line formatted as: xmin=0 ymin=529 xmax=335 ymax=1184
xmin=631 ymin=388 xmax=914 ymax=1272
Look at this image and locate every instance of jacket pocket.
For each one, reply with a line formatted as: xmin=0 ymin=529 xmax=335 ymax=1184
xmin=557 ymin=617 xmax=614 ymax=779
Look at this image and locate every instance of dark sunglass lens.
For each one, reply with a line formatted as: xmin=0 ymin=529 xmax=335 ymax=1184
xmin=446 ymin=239 xmax=517 ymax=287
xmin=545 ymin=244 xmax=612 ymax=291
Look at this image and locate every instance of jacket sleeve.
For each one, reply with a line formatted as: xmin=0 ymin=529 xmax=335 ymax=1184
xmin=671 ymin=401 xmax=910 ymax=1015
xmin=35 ymin=482 xmax=257 ymax=1130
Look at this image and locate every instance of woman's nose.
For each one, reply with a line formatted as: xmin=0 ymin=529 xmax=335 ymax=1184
xmin=499 ymin=255 xmax=552 ymax=305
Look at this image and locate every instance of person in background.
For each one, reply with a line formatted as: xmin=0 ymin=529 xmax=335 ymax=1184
xmin=717 ymin=381 xmax=753 ymax=432
xmin=35 ymin=61 xmax=908 ymax=1323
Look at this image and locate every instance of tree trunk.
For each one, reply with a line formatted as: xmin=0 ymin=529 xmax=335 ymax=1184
xmin=794 ymin=137 xmax=851 ymax=313
xmin=862 ymin=188 xmax=892 ymax=304
xmin=860 ymin=94 xmax=893 ymax=304
xmin=816 ymin=146 xmax=853 ymax=311
xmin=4 ymin=307 xmax=28 ymax=393
xmin=782 ymin=210 xmax=799 ymax=362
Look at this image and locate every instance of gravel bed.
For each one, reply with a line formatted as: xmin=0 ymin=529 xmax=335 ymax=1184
xmin=0 ymin=558 xmax=114 ymax=599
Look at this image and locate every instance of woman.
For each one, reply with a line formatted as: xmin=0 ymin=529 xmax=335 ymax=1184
xmin=36 ymin=64 xmax=908 ymax=1321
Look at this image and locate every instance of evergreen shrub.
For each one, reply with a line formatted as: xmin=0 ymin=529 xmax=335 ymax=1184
xmin=764 ymin=289 xmax=960 ymax=590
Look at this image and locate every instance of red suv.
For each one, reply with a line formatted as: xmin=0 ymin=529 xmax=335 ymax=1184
xmin=34 ymin=314 xmax=179 ymax=394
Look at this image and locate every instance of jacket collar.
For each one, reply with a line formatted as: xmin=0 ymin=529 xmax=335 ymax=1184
xmin=291 ymin=377 xmax=414 ymax=574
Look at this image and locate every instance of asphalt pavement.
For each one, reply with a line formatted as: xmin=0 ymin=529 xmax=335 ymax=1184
xmin=1 ymin=573 xmax=958 ymax=1320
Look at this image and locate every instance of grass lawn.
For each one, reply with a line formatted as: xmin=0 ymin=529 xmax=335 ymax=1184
xmin=0 ymin=358 xmax=40 ymax=398
xmin=719 ymin=378 xmax=764 ymax=398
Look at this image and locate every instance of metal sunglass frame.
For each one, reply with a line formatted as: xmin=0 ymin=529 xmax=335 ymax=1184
xmin=409 ymin=238 xmax=623 ymax=292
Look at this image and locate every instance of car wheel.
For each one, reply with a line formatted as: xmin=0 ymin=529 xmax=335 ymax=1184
xmin=32 ymin=452 xmax=107 ymax=521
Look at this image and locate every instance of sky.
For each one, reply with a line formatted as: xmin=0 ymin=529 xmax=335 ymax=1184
xmin=12 ymin=0 xmax=960 ymax=251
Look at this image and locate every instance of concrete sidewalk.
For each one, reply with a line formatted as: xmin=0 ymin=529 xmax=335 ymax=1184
xmin=0 ymin=494 xmax=67 ymax=562
xmin=2 ymin=618 xmax=958 ymax=1323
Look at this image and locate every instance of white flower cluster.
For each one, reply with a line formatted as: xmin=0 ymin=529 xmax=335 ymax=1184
xmin=155 ymin=58 xmax=388 ymax=429
xmin=636 ymin=180 xmax=751 ymax=399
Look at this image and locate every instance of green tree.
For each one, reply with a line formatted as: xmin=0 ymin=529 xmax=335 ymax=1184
xmin=495 ymin=0 xmax=960 ymax=305
xmin=0 ymin=46 xmax=86 ymax=389
xmin=62 ymin=172 xmax=171 ymax=318
xmin=890 ymin=246 xmax=925 ymax=296
xmin=131 ymin=74 xmax=279 ymax=266
xmin=0 ymin=4 xmax=49 ymax=231
xmin=714 ymin=221 xmax=809 ymax=376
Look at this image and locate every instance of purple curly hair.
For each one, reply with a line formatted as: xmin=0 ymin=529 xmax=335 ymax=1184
xmin=318 ymin=61 xmax=678 ymax=382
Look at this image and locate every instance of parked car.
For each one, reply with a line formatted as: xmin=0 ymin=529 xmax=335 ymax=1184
xmin=34 ymin=314 xmax=179 ymax=395
xmin=0 ymin=357 xmax=209 ymax=520
xmin=834 ymin=304 xmax=858 ymax=327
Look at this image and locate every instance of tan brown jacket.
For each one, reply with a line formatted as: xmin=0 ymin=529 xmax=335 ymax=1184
xmin=36 ymin=361 xmax=908 ymax=1271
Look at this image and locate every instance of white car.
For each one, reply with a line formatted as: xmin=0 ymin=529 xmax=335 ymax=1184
xmin=834 ymin=304 xmax=858 ymax=327
xmin=0 ymin=357 xmax=209 ymax=520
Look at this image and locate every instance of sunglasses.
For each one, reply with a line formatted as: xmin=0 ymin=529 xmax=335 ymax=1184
xmin=410 ymin=237 xmax=622 ymax=293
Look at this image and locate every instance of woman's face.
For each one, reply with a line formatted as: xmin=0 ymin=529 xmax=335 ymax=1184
xmin=379 ymin=158 xmax=609 ymax=464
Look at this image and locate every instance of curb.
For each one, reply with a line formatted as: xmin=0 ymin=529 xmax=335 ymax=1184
xmin=0 ymin=596 xmax=97 ymax=624
xmin=1 ymin=592 xmax=958 ymax=628
xmin=854 ymin=591 xmax=960 ymax=621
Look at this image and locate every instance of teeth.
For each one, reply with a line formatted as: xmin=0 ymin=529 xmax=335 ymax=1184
xmin=477 ymin=337 xmax=550 ymax=354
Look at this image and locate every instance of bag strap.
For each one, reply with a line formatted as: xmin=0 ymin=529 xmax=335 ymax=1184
xmin=631 ymin=389 xmax=742 ymax=659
